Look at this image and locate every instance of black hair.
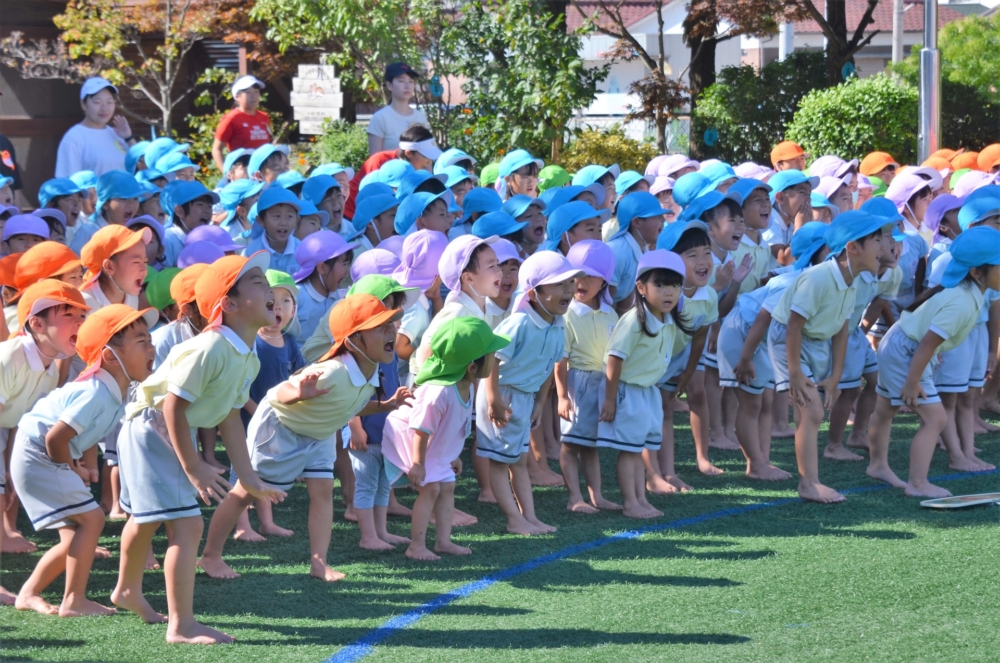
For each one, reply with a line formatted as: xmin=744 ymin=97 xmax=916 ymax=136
xmin=260 ymin=151 xmax=287 ymax=172
xmin=907 ymin=186 xmax=932 ymax=209
xmin=597 ymin=172 xmax=615 ymax=187
xmin=415 ymin=178 xmax=447 ymax=195
xmin=399 ymin=125 xmax=434 ymax=144
xmin=454 ymin=158 xmax=475 ymax=171
xmin=511 ymin=162 xmax=539 ymax=178
xmin=671 ymin=227 xmax=711 ymax=255
xmin=809 ymin=246 xmax=827 ymax=266
xmin=471 ymin=354 xmax=488 ymax=375
xmin=43 ymin=218 xmax=64 ymax=237
xmin=231 ymin=154 xmax=252 ymax=169
xmin=34 ymin=303 xmax=77 ymax=322
xmin=383 ymin=291 xmax=408 ymax=310
xmin=501 ymin=228 xmax=524 ymax=243
xmin=82 ymin=89 xmax=117 ymax=104
xmin=701 ymin=199 xmax=742 ymax=226
xmin=107 ymin=317 xmax=149 ymax=348
xmin=634 ymin=268 xmax=693 ymax=337
xmin=179 ymin=195 xmax=214 ymax=217
xmin=227 ymin=281 xmax=240 ymax=299
xmin=464 ymin=243 xmax=492 ymax=274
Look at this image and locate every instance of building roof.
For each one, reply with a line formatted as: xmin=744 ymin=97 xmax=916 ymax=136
xmin=566 ymin=0 xmax=659 ymax=33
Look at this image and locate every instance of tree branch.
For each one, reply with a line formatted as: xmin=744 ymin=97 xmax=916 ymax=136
xmin=796 ymin=0 xmax=847 ymax=49
xmin=847 ymin=0 xmax=879 ymax=50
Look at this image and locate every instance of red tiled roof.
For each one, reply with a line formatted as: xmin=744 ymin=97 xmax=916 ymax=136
xmin=793 ymin=0 xmax=966 ymax=34
xmin=566 ymin=0 xmax=659 ymax=32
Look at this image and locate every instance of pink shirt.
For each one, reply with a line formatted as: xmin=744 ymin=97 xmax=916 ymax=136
xmin=382 ymin=383 xmax=472 ymax=484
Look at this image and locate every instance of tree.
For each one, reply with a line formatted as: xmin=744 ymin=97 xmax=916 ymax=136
xmin=791 ymin=0 xmax=880 ymax=86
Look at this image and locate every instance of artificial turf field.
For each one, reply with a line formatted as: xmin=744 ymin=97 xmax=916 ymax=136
xmin=4 ymin=411 xmax=1000 ymax=662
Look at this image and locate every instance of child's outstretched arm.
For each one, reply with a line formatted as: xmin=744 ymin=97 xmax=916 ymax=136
xmin=555 ymin=358 xmax=572 ymax=421
xmin=45 ymin=422 xmax=97 ymax=485
xmin=861 ymin=297 xmax=887 ymax=332
xmin=736 ymin=310 xmax=772 ymax=385
xmin=163 ymin=393 xmax=231 ymax=505
xmin=599 ymin=356 xmax=623 ymax=422
xmin=785 ymin=312 xmax=815 ymax=407
xmin=817 ymin=320 xmax=849 ymax=410
xmin=275 ymin=369 xmax=330 ymax=405
xmin=358 ymin=387 xmax=413 ymax=416
xmin=901 ymin=332 xmax=945 ymax=407
xmin=218 ymin=409 xmax=286 ymax=503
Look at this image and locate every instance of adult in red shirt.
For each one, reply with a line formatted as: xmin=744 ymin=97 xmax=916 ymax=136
xmin=212 ymin=75 xmax=273 ymax=171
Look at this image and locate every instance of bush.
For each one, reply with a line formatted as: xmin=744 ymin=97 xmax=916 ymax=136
xmin=559 ymin=124 xmax=657 ymax=174
xmin=693 ymin=52 xmax=827 ymax=165
xmin=311 ymin=120 xmax=371 ymax=171
xmin=786 ymin=73 xmax=918 ymax=164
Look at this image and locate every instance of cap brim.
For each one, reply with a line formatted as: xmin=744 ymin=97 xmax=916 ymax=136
xmin=317 ymin=307 xmax=404 ymax=363
xmin=239 ymin=251 xmax=272 ymax=285
xmin=538 ymin=268 xmax=585 ymax=287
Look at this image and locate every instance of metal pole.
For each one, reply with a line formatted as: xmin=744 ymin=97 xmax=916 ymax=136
xmin=778 ymin=22 xmax=794 ymax=62
xmin=918 ymin=0 xmax=940 ymax=162
xmin=892 ymin=0 xmax=904 ymax=63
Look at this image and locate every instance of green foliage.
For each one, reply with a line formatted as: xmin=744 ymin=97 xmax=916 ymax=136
xmin=693 ymin=52 xmax=827 ymax=164
xmin=786 ymin=73 xmax=918 ymax=164
xmin=560 ymin=125 xmax=657 ymax=174
xmin=312 ymin=120 xmax=371 ymax=171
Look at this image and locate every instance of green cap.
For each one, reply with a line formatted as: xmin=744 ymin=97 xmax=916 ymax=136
xmin=416 ymin=317 xmax=510 ymax=386
xmin=347 ymin=274 xmax=420 ymax=311
xmin=868 ymin=175 xmax=887 ymax=198
xmin=265 ymin=269 xmax=300 ymax=336
xmin=145 ymin=267 xmax=181 ymax=311
xmin=479 ymin=162 xmax=501 ymax=187
xmin=538 ymin=165 xmax=572 ymax=193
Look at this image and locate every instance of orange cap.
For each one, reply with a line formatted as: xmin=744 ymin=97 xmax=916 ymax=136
xmin=769 ymin=141 xmax=805 ymax=167
xmin=170 ymin=264 xmax=211 ymax=307
xmin=80 ymin=225 xmax=151 ymax=284
xmin=952 ymin=151 xmax=980 ymax=171
xmin=931 ymin=148 xmax=963 ymax=161
xmin=0 ymin=253 xmax=24 ymax=288
xmin=9 ymin=241 xmax=82 ymax=302
xmin=16 ymin=279 xmax=90 ymax=330
xmin=75 ymin=304 xmax=159 ymax=381
xmin=977 ymin=144 xmax=1000 ymax=172
xmin=319 ymin=293 xmax=404 ymax=362
xmin=859 ymin=152 xmax=899 ymax=176
xmin=920 ymin=156 xmax=952 ymax=174
xmin=194 ymin=251 xmax=271 ymax=326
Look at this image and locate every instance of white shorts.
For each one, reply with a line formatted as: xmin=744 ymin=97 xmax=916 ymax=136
xmin=839 ymin=326 xmax=879 ymax=390
xmin=247 ymin=402 xmax=337 ymax=490
xmin=10 ymin=433 xmax=99 ymax=530
xmin=717 ymin=313 xmax=774 ymax=394
xmin=560 ymin=368 xmax=603 ymax=448
xmin=933 ymin=321 xmax=987 ymax=393
xmin=476 ymin=384 xmax=534 ymax=464
xmin=596 ymin=380 xmax=663 ymax=452
xmin=876 ymin=323 xmax=941 ymax=406
xmin=118 ymin=408 xmax=202 ymax=524
xmin=657 ymin=343 xmax=697 ymax=392
xmin=767 ymin=321 xmax=833 ymax=393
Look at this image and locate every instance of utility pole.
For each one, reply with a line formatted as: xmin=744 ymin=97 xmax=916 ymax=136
xmin=918 ymin=0 xmax=940 ymax=161
xmin=892 ymin=0 xmax=904 ymax=63
xmin=778 ymin=22 xmax=794 ymax=62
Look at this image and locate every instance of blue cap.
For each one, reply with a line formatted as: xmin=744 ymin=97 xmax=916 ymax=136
xmin=38 ymin=178 xmax=84 ymax=208
xmin=539 ymin=184 xmax=607 ymax=216
xmin=615 ymin=191 xmax=665 ymax=238
xmin=544 ymin=201 xmax=610 ymax=251
xmin=222 ymin=148 xmax=252 ymax=175
xmin=144 ymin=138 xmax=187 ymax=173
xmin=275 ymin=169 xmax=306 ymax=191
xmin=861 ymin=196 xmax=904 ymax=222
xmin=125 ymin=141 xmax=151 ymax=174
xmin=69 ymin=170 xmax=98 ymax=191
xmin=434 ymin=148 xmax=477 ymax=174
xmin=460 ymin=187 xmax=502 ymax=223
xmin=248 ymin=144 xmax=289 ymax=176
xmin=942 ymin=226 xmax=1000 ymax=287
xmin=170 ymin=180 xmax=220 ymax=209
xmin=823 ymin=210 xmax=886 ymax=256
xmin=96 ymin=170 xmax=144 ymax=213
xmin=614 ymin=170 xmax=652 ymax=197
xmin=218 ymin=179 xmax=265 ymax=212
xmin=356 ymin=182 xmax=395 ymax=206
xmin=137 ymin=180 xmax=161 ymax=202
xmin=312 ymin=162 xmax=350 ymax=177
xmin=395 ymin=171 xmax=447 ymax=200
xmin=678 ymin=190 xmax=739 ymax=223
xmin=353 ymin=194 xmax=400 ymax=234
xmin=498 ymin=149 xmax=543 ymax=178
xmin=790 ymin=221 xmax=832 ymax=270
xmin=700 ymin=161 xmax=738 ymax=189
xmin=502 ymin=194 xmax=546 ymax=219
xmin=301 ymin=174 xmax=339 ymax=206
xmin=471 ymin=211 xmax=527 ymax=239
xmin=256 ymin=186 xmax=302 ymax=216
xmin=810 ymin=191 xmax=840 ymax=220
xmin=154 ymin=151 xmax=199 ymax=175
xmin=135 ymin=169 xmax=165 ymax=184
xmin=767 ymin=169 xmax=820 ymax=201
xmin=159 ymin=180 xmax=183 ymax=223
xmin=359 ymin=171 xmax=382 ymax=191
xmin=297 ymin=199 xmax=330 ymax=228
xmin=727 ymin=178 xmax=771 ymax=207
xmin=394 ymin=191 xmax=451 ymax=234
xmin=378 ymin=159 xmax=415 ymax=188
xmin=958 ymin=196 xmax=1000 ymax=231
xmin=441 ymin=165 xmax=477 ymax=189
xmin=656 ymin=218 xmax=709 ymax=251
xmin=672 ymin=172 xmax=715 ymax=208
xmin=572 ymin=164 xmax=621 ymax=188
xmin=964 ymin=185 xmax=1000 ymax=206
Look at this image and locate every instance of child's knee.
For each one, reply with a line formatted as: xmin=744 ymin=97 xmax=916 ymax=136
xmin=306 ymin=478 xmax=335 ymax=498
xmin=421 ymin=482 xmax=441 ymax=500
xmin=921 ymin=404 xmax=949 ymax=432
xmin=77 ymin=507 xmax=106 ymax=531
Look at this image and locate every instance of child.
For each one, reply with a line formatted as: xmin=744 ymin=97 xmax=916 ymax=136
xmin=394 ymin=229 xmax=448 ymax=385
xmin=3 ymin=214 xmax=49 ymax=256
xmin=544 ymin=201 xmax=609 ymax=254
xmin=127 ymin=214 xmax=167 ymax=271
xmin=144 ymin=266 xmax=180 ymax=331
xmin=248 ymin=144 xmax=290 ymax=184
xmin=151 ymin=264 xmax=209 ymax=368
xmin=763 ymin=170 xmax=817 ymax=266
xmin=868 ymin=227 xmax=1000 ymax=497
xmin=112 ymin=252 xmax=284 ymax=643
xmin=502 ymin=194 xmax=547 ymax=255
xmin=39 ymin=178 xmax=85 ymax=235
xmin=32 ymin=209 xmax=68 ymax=246
xmin=442 ymin=165 xmax=477 ymax=208
xmin=80 ymin=225 xmax=149 ymax=312
xmin=394 ymin=191 xmax=453 ymax=236
xmin=162 ymin=181 xmax=218 ymax=268
xmin=607 ymin=192 xmax=666 ymax=314
xmin=887 ymin=172 xmax=935 ymax=246
xmin=218 ymin=179 xmax=265 ymax=247
xmin=243 ymin=186 xmax=302 ymax=274
xmin=556 ymin=239 xmax=621 ymax=513
xmin=486 ymin=238 xmax=523 ymax=324
xmin=383 ymin=317 xmax=508 ymax=559
xmin=351 ymin=193 xmax=399 ymax=253
xmin=477 ymin=250 xmax=578 ymax=534
xmin=293 ymin=200 xmax=329 ymax=241
xmin=199 ymin=294 xmax=408 ymax=579
xmin=302 ymin=175 xmax=345 ymax=235
xmin=292 ymin=229 xmax=356 ymax=341
xmin=924 ymin=194 xmax=963 ymax=268
xmin=12 ymin=304 xmax=157 ymax=617
xmin=599 ymin=249 xmax=688 ymax=517
xmin=768 ymin=210 xmax=885 ymax=503
xmin=11 ymin=241 xmax=84 ymax=295
xmin=498 ymin=149 xmax=543 ymax=199
xmin=450 ymin=187 xmax=502 ymax=240
xmin=70 ymin=171 xmax=144 ymax=255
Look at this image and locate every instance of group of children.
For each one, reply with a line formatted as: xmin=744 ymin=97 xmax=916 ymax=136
xmin=4 ymin=80 xmax=1000 ymax=642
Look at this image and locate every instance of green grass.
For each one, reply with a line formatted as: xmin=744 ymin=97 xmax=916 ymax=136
xmin=4 ymin=411 xmax=1000 ymax=662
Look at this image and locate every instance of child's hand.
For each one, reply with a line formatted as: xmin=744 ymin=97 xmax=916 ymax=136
xmin=350 ymin=427 xmax=368 ymax=451
xmin=816 ymin=376 xmax=841 ymax=411
xmin=900 ymin=379 xmax=927 ymax=408
xmin=408 ymin=462 xmax=426 ymax=487
xmin=292 ymin=370 xmax=330 ymax=403
xmin=714 ymin=261 xmax=735 ymax=291
xmin=735 ymin=356 xmax=756 ymax=386
xmin=383 ymin=386 xmax=413 ymax=410
xmin=788 ymin=372 xmax=816 ymax=408
xmin=599 ymin=397 xmax=616 ymax=422
xmin=557 ymin=395 xmax=573 ymax=421
xmin=243 ymin=476 xmax=287 ymax=504
xmin=451 ymin=458 xmax=463 ymax=476
xmin=488 ymin=398 xmax=511 ymax=428
xmin=733 ymin=253 xmax=754 ymax=285
xmin=70 ymin=459 xmax=93 ymax=485
xmin=673 ymin=370 xmax=694 ymax=398
xmin=187 ymin=462 xmax=233 ymax=505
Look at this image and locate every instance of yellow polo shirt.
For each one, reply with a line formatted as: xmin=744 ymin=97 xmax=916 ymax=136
xmin=734 ymin=232 xmax=773 ymax=294
xmin=564 ymin=299 xmax=618 ymax=373
xmin=0 ymin=335 xmax=59 ymax=428
xmin=899 ymin=281 xmax=984 ymax=353
xmin=606 ymin=305 xmax=676 ymax=388
xmin=670 ymin=286 xmax=719 ymax=357
xmin=771 ymin=260 xmax=856 ymax=340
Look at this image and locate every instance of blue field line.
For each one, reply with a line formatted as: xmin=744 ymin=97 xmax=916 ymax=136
xmin=323 ymin=468 xmax=999 ymax=663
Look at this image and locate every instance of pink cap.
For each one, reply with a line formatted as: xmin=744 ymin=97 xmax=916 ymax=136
xmin=734 ymin=162 xmax=775 ymax=181
xmin=512 ymin=249 xmax=583 ymax=313
xmin=856 ymin=174 xmax=873 ymax=191
xmin=649 ymin=175 xmax=675 ymax=196
xmin=350 ymin=248 xmax=401 ymax=281
xmin=886 ymin=172 xmax=933 ymax=212
xmin=814 ymin=175 xmax=850 ymax=199
xmin=656 ymin=154 xmax=699 ymax=178
xmin=177 ymin=241 xmax=224 ymax=268
xmin=644 ymin=155 xmax=669 ymax=177
xmin=393 ymin=229 xmax=450 ymax=290
xmin=438 ymin=234 xmax=499 ymax=293
xmin=566 ymin=239 xmax=614 ymax=305
xmin=952 ymin=171 xmax=998 ymax=199
xmin=2 ymin=214 xmax=50 ymax=242
xmin=492 ymin=238 xmax=523 ymax=265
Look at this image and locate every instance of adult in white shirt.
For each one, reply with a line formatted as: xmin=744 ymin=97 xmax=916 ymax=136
xmin=55 ymin=77 xmax=137 ymax=178
xmin=367 ymin=62 xmax=429 ymax=155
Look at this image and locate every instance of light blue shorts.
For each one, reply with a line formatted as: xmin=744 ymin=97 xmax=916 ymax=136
xmin=10 ymin=433 xmax=98 ymax=530
xmin=767 ymin=320 xmax=833 ymax=393
xmin=247 ymin=402 xmax=337 ymax=490
xmin=933 ymin=321 xmax=987 ymax=393
xmin=657 ymin=343 xmax=696 ymax=392
xmin=476 ymin=384 xmax=534 ymax=463
xmin=596 ymin=380 xmax=663 ymax=452
xmin=839 ymin=326 xmax=879 ymax=390
xmin=349 ymin=444 xmax=391 ymax=509
xmin=717 ymin=312 xmax=774 ymax=394
xmin=876 ymin=323 xmax=941 ymax=406
xmin=560 ymin=368 xmax=603 ymax=448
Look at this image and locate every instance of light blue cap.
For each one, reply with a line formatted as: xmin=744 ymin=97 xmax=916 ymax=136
xmin=248 ymin=144 xmax=289 ymax=176
xmin=38 ymin=178 xmax=84 ymax=208
xmin=301 ymin=174 xmax=339 ymax=206
xmin=727 ymin=178 xmax=771 ymax=206
xmin=154 ymin=151 xmax=199 ymax=175
xmin=614 ymin=191 xmax=666 ymax=239
xmin=672 ymin=172 xmax=715 ymax=208
xmin=96 ymin=170 xmax=144 ymax=213
xmin=471 ymin=211 xmax=527 ymax=239
xmin=394 ymin=191 xmax=451 ymax=235
xmin=678 ymin=190 xmax=740 ymax=223
xmin=359 ymin=171 xmax=383 ymax=191
xmin=169 ymin=180 xmax=220 ymax=208
xmin=614 ymin=170 xmax=652 ymax=197
xmin=395 ymin=171 xmax=447 ymax=200
xmin=958 ymin=196 xmax=1000 ymax=231
xmin=378 ymin=159 xmax=415 ymax=188
xmin=144 ymin=138 xmax=187 ymax=173
xmin=823 ymin=210 xmax=886 ymax=256
xmin=218 ymin=179 xmax=265 ymax=212
xmin=790 ymin=221 xmax=832 ymax=270
xmin=460 ymin=187 xmax=502 ymax=223
xmin=942 ymin=226 xmax=1000 ymax=287
xmin=135 ymin=169 xmax=165 ymax=184
xmin=353 ymin=194 xmax=400 ymax=234
xmin=137 ymin=180 xmax=161 ymax=202
xmin=572 ymin=164 xmax=621 ymax=188
xmin=441 ymin=165 xmax=477 ymax=189
xmin=255 ymin=186 xmax=302 ymax=216
xmin=356 ymin=182 xmax=395 ymax=206
xmin=964 ymin=185 xmax=1000 ymax=206
xmin=861 ymin=196 xmax=904 ymax=222
xmin=312 ymin=162 xmax=351 ymax=178
xmin=767 ymin=169 xmax=820 ymax=201
xmin=502 ymin=194 xmax=546 ymax=219
xmin=69 ymin=170 xmax=98 ymax=191
xmin=222 ymin=148 xmax=252 ymax=175
xmin=539 ymin=184 xmax=606 ymax=216
xmin=656 ymin=218 xmax=709 ymax=251
xmin=126 ymin=141 xmax=151 ymax=174
xmin=275 ymin=169 xmax=306 ymax=191
xmin=297 ymin=199 xmax=330 ymax=228
xmin=434 ymin=148 xmax=477 ymax=174
xmin=810 ymin=191 xmax=840 ymax=220
xmin=498 ymin=149 xmax=543 ymax=178
xmin=700 ymin=161 xmax=738 ymax=188
xmin=544 ymin=201 xmax=611 ymax=251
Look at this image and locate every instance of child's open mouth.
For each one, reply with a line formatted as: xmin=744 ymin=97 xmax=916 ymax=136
xmin=731 ymin=235 xmax=741 ymax=245
xmin=69 ymin=334 xmax=78 ymax=346
xmin=384 ymin=340 xmax=394 ymax=353
xmin=696 ymin=268 xmax=710 ymax=279
xmin=493 ymin=279 xmax=501 ymax=290
xmin=532 ymin=226 xmax=545 ymax=238
xmin=501 ymin=282 xmax=513 ymax=293
xmin=559 ymin=298 xmax=571 ymax=308
xmin=266 ymin=300 xmax=275 ymax=312
xmin=274 ymin=313 xmax=283 ymax=326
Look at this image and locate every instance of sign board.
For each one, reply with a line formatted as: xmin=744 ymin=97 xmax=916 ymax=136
xmin=291 ymin=64 xmax=343 ymax=135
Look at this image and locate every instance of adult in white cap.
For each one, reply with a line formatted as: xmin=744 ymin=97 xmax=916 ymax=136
xmin=55 ymin=77 xmax=137 ymax=178
xmin=211 ymin=75 xmax=273 ymax=172
xmin=368 ymin=62 xmax=429 ymax=155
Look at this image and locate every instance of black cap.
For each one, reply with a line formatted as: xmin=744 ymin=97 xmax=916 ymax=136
xmin=384 ymin=62 xmax=419 ymax=82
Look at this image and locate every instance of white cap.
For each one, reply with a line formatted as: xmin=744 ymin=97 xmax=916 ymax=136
xmin=232 ymin=75 xmax=265 ymax=96
xmin=80 ymin=77 xmax=117 ymax=100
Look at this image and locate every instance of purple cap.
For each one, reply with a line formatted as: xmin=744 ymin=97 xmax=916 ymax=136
xmin=649 ymin=175 xmax=675 ymax=196
xmin=809 ymin=155 xmax=857 ymax=180
xmin=512 ymin=250 xmax=584 ymax=313
xmin=656 ymin=154 xmax=699 ymax=178
xmin=886 ymin=172 xmax=933 ymax=212
xmin=2 ymin=214 xmax=50 ymax=241
xmin=393 ymin=229 xmax=449 ymax=290
xmin=734 ymin=162 xmax=775 ymax=181
xmin=637 ymin=249 xmax=686 ymax=282
xmin=925 ymin=193 xmax=965 ymax=244
xmin=952 ymin=171 xmax=998 ymax=199
xmin=32 ymin=208 xmax=68 ymax=231
xmin=350 ymin=248 xmax=401 ymax=282
xmin=492 ymin=238 xmax=523 ymax=265
xmin=177 ymin=240 xmax=225 ymax=268
xmin=376 ymin=234 xmax=406 ymax=258
xmin=814 ymin=175 xmax=850 ymax=199
xmin=438 ymin=234 xmax=499 ymax=292
xmin=292 ymin=229 xmax=358 ymax=282
xmin=857 ymin=174 xmax=873 ymax=190
xmin=0 ymin=203 xmax=19 ymax=219
xmin=185 ymin=224 xmax=243 ymax=252
xmin=566 ymin=239 xmax=614 ymax=305
xmin=644 ymin=155 xmax=669 ymax=177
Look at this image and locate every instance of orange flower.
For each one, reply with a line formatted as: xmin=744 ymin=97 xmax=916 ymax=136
xmin=298 ymin=158 xmax=307 ymax=166
xmin=462 ymin=108 xmax=472 ymax=115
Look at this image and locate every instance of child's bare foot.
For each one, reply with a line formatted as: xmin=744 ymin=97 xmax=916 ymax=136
xmin=477 ymin=491 xmax=497 ymax=504
xmin=771 ymin=426 xmax=795 ymax=438
xmin=435 ymin=540 xmax=472 ymax=556
xmin=593 ymin=497 xmax=623 ymax=510
xmin=233 ymin=526 xmax=266 ymax=542
xmin=567 ymin=499 xmax=599 ymax=514
xmin=665 ymin=475 xmax=693 ymax=492
xmin=259 ymin=523 xmax=294 ymax=537
xmin=111 ymin=587 xmax=167 ymax=623
xmin=452 ymin=509 xmax=478 ymax=527
xmin=405 ymin=545 xmax=440 ymax=560
xmin=646 ymin=475 xmax=681 ymax=495
xmin=0 ymin=586 xmax=16 ymax=606
xmin=378 ymin=532 xmax=411 ymax=546
xmin=15 ymin=593 xmax=59 ymax=615
xmin=309 ymin=559 xmax=346 ymax=581
xmin=976 ymin=416 xmax=1000 ymax=432
xmin=528 ymin=468 xmax=565 ymax=486
xmin=709 ymin=432 xmax=740 ymax=451
xmin=746 ymin=464 xmax=792 ymax=481
xmin=59 ymin=597 xmax=117 ymax=617
xmin=526 ymin=517 xmax=556 ymax=533
xmin=94 ymin=545 xmax=112 ymax=559
xmin=2 ymin=533 xmax=37 ymax=554
xmin=108 ymin=506 xmax=129 ymax=521
xmin=386 ymin=502 xmax=412 ymax=517
xmin=845 ymin=432 xmax=870 ymax=450
xmin=697 ymin=460 xmax=724 ymax=476
xmin=145 ymin=547 xmax=160 ymax=570
xmin=166 ymin=620 xmax=235 ymax=645
xmin=798 ymin=480 xmax=846 ymax=503
xmin=823 ymin=444 xmax=865 ymax=461
xmin=981 ymin=400 xmax=1000 ymax=415
xmin=949 ymin=456 xmax=983 ymax=473
xmin=506 ymin=517 xmax=543 ymax=536
xmin=975 ymin=423 xmax=990 ymax=435
xmin=638 ymin=500 xmax=664 ymax=517
xmin=622 ymin=504 xmax=660 ymax=518
xmin=866 ymin=465 xmax=907 ymax=488
xmin=359 ymin=536 xmax=396 ymax=551
xmin=905 ymin=481 xmax=951 ymax=498
xmin=970 ymin=455 xmax=996 ymax=470
xmin=342 ymin=505 xmax=358 ymax=523
xmin=197 ymin=555 xmax=240 ymax=579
